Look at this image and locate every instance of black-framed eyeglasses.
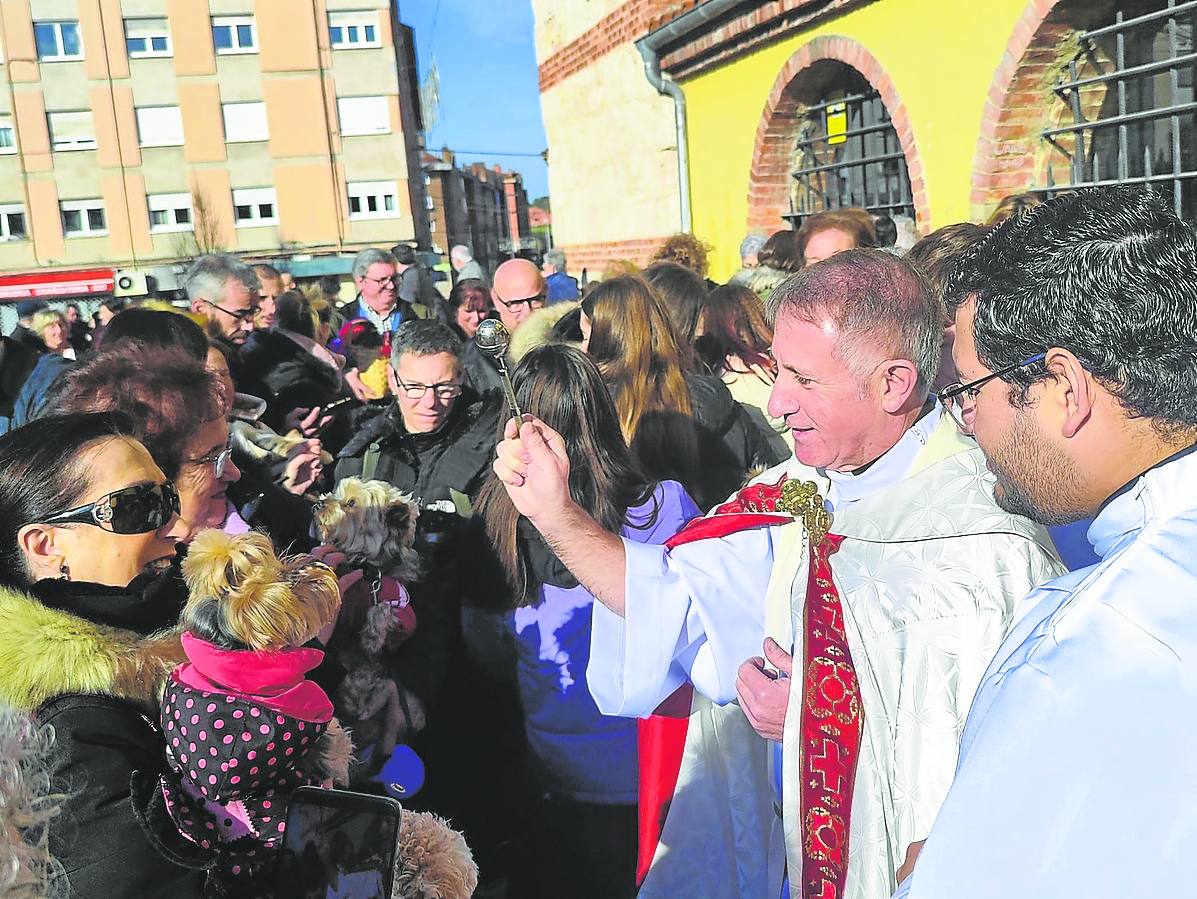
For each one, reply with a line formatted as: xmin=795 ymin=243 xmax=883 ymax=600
xmin=40 ymin=482 xmax=180 ymax=535
xmin=938 ymin=353 xmax=1047 ymax=433
xmin=494 ymin=292 xmax=546 ymax=312
xmin=393 ymin=377 xmax=463 ymax=401
xmin=363 ymin=274 xmax=397 ymax=288
xmin=203 ymin=299 xmax=260 ymax=323
xmin=184 ymin=443 xmax=233 ymax=478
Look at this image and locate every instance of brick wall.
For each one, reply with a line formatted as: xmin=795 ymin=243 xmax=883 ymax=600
xmin=538 ymin=0 xmax=702 ymax=92
xmin=746 ymin=35 xmax=929 ymax=234
xmin=970 ymin=0 xmax=1116 ymax=220
xmin=558 ymin=235 xmax=672 ymax=278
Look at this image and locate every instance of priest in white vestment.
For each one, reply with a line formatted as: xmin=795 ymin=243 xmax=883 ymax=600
xmin=895 ymin=187 xmax=1197 ymax=898
xmin=493 ymin=250 xmax=1063 ymax=899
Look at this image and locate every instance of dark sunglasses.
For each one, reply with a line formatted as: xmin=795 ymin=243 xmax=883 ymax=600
xmin=40 ymin=482 xmax=180 ymax=535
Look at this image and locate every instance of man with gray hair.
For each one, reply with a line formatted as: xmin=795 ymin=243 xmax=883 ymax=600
xmin=492 ymin=249 xmax=1063 ymax=899
xmin=729 ymin=232 xmax=768 ymax=286
xmin=186 ymin=253 xmax=261 ymax=346
xmin=541 ymin=248 xmax=578 ymax=303
xmin=450 ymin=244 xmax=485 ymax=284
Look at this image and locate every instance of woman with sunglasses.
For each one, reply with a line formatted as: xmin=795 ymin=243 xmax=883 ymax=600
xmin=0 ymin=412 xmax=204 ymax=897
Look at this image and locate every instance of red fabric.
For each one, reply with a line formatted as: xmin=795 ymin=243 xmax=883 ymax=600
xmin=175 ymin=632 xmax=334 ymax=723
xmin=637 ymin=477 xmax=794 ymax=884
xmin=797 ymin=534 xmax=861 ymax=899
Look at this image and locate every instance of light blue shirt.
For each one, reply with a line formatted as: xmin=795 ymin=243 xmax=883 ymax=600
xmin=896 ymin=444 xmax=1197 ymax=899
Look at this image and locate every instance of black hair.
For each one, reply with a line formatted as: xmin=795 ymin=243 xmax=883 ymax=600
xmin=946 ymin=185 xmax=1197 ymax=432
xmin=390 ymin=244 xmax=417 ymax=266
xmin=318 ymin=275 xmax=341 ymax=298
xmin=390 ymin=319 xmax=462 ymax=364
xmin=0 ymin=412 xmax=136 ymax=588
xmin=276 ymin=290 xmax=315 ymax=338
xmin=872 ymin=214 xmax=898 ymax=248
xmin=99 ymin=309 xmax=208 ymax=359
xmin=100 ymin=296 xmax=126 ymax=314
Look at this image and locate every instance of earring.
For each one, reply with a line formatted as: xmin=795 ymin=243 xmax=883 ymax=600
xmin=58 ymin=561 xmax=70 ymax=581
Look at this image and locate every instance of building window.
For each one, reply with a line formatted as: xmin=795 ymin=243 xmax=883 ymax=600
xmin=135 ymin=106 xmax=184 ymax=147
xmin=34 ymin=21 xmax=82 ymax=61
xmin=232 ymin=187 xmax=278 ymax=226
xmin=337 ymin=96 xmax=390 ymax=136
xmin=222 ymin=102 xmax=269 ymax=143
xmin=47 ymin=111 xmax=96 ymax=152
xmin=0 ymin=119 xmax=15 ymax=155
xmin=1039 ymin=1 xmax=1197 ymax=220
xmin=789 ymin=68 xmax=913 ymax=220
xmin=346 ymin=180 xmax=399 ymax=220
xmin=329 ymin=11 xmax=380 ymax=49
xmin=0 ymin=204 xmax=26 ymax=240
xmin=212 ymin=16 xmax=257 ymax=54
xmin=147 ymin=192 xmax=192 ymax=232
xmin=60 ymin=199 xmax=107 ymax=237
xmin=125 ymin=18 xmax=171 ymax=58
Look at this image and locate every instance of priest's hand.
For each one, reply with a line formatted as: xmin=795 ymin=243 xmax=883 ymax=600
xmin=736 ymin=637 xmax=793 ymax=742
xmin=493 ymin=415 xmax=572 ymax=523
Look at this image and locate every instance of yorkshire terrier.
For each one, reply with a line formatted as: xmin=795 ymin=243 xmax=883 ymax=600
xmin=312 ymin=477 xmax=421 ymax=582
xmin=313 ymin=479 xmax=426 ymax=781
xmin=158 ymin=530 xmax=351 ymax=882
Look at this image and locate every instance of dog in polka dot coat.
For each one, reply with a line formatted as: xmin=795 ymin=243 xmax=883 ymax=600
xmin=158 ymin=529 xmax=352 ymax=886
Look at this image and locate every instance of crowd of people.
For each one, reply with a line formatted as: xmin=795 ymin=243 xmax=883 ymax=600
xmin=0 ymin=182 xmax=1193 ymax=899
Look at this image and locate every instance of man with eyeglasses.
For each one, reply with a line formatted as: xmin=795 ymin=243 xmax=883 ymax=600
xmin=461 ymin=258 xmax=547 ymax=396
xmin=337 ymin=247 xmax=433 ymax=402
xmin=896 ymin=187 xmax=1197 ymax=899
xmin=493 ymin=249 xmax=1063 ymax=899
xmin=185 ymin=254 xmax=261 ymax=347
xmin=335 ymin=319 xmax=501 ymax=542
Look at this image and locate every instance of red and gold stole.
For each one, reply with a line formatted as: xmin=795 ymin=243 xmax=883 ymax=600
xmin=637 ymin=477 xmax=865 ymax=896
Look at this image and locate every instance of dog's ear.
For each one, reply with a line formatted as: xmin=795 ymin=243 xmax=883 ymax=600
xmin=385 ymin=500 xmax=413 ymax=535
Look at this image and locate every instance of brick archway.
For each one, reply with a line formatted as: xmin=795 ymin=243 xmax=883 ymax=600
xmin=747 ymin=35 xmax=928 ymax=235
xmin=970 ymin=0 xmax=1119 ymax=219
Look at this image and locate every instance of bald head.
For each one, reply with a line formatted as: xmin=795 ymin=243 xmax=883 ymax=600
xmin=491 ymin=258 xmax=546 ymax=332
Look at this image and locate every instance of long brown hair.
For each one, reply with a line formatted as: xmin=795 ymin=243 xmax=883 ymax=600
xmin=477 ymin=345 xmax=656 ymax=603
xmin=697 ymin=283 xmax=775 ymax=375
xmin=580 ymin=275 xmax=700 ymax=492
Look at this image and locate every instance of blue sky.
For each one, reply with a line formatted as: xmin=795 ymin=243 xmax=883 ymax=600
xmin=397 ymin=0 xmax=550 ymax=201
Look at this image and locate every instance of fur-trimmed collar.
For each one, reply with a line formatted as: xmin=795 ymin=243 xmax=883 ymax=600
xmin=0 ymin=584 xmax=184 ymax=714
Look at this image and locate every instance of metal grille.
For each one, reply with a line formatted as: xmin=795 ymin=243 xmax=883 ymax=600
xmin=1041 ymin=0 xmax=1197 ymax=218
xmin=789 ymin=72 xmax=914 ymax=221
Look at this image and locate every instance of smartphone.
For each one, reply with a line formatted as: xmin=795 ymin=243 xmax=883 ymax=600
xmin=272 ymin=787 xmax=402 ymax=899
xmin=321 ymin=396 xmax=362 ymax=417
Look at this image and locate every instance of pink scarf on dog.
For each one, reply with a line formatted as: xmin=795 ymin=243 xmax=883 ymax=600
xmin=175 ymin=632 xmax=334 ymax=723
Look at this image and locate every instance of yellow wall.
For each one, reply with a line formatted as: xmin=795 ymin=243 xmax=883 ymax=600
xmin=682 ymin=0 xmax=1031 ymax=280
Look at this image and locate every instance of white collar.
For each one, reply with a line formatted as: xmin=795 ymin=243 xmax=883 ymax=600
xmin=821 ymin=403 xmax=942 ymax=511
xmin=1088 ymin=442 xmax=1197 ymax=560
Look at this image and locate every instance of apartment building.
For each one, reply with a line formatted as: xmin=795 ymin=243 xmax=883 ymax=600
xmin=423 ymin=147 xmax=537 ymax=278
xmin=0 ymin=0 xmax=429 ymax=299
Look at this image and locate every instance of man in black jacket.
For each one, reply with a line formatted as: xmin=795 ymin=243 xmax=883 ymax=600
xmin=333 ymin=320 xmax=515 ymax=881
xmin=333 ymin=319 xmax=503 ymax=703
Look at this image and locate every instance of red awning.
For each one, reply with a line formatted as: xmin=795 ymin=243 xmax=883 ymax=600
xmin=0 ymin=267 xmax=115 ymax=301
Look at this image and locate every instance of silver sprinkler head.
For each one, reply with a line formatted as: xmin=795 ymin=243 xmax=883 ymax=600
xmin=474 ymin=318 xmax=511 ymax=358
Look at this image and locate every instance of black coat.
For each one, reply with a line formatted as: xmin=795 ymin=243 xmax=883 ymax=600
xmin=332 ymin=389 xmax=504 ymax=707
xmin=236 ymin=330 xmax=344 ymax=433
xmin=41 ymin=694 xmax=208 ymax=898
xmin=0 ymin=575 xmax=206 ymax=898
xmin=686 ymin=372 xmax=790 ymax=509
